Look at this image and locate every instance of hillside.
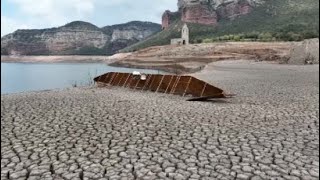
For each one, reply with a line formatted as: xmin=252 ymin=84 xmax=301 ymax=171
xmin=1 ymin=21 xmax=161 ymax=56
xmin=122 ymin=0 xmax=319 ymax=52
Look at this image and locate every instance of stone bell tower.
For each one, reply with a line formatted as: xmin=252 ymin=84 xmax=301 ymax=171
xmin=181 ymin=23 xmax=189 ymax=45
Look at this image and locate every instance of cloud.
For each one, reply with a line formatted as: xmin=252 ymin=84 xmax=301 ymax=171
xmin=1 ymin=0 xmax=177 ymax=36
xmin=9 ymin=0 xmax=95 ymax=26
xmin=96 ymin=0 xmax=177 ymax=24
xmin=1 ymin=16 xmax=29 ymax=37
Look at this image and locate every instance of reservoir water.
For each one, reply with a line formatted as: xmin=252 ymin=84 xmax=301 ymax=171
xmin=1 ymin=63 xmax=162 ymax=94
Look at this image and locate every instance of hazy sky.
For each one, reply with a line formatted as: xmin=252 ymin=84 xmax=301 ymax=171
xmin=1 ymin=0 xmax=177 ymax=37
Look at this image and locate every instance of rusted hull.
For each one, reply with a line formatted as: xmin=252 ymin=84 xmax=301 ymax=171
xmin=94 ymin=72 xmax=227 ymax=100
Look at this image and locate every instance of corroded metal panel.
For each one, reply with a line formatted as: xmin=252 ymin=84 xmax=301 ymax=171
xmin=94 ymin=72 xmax=228 ymax=100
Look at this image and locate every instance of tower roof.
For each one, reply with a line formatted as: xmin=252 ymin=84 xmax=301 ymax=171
xmin=182 ymin=23 xmax=188 ymax=29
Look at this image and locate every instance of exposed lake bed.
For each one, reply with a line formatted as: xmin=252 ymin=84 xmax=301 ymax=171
xmin=1 ymin=43 xmax=319 ymax=179
xmin=1 ymin=0 xmax=319 ymax=178
xmin=1 ymin=60 xmax=319 ymax=179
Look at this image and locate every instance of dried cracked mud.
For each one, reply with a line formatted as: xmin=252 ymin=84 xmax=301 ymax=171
xmin=1 ymin=61 xmax=319 ymax=180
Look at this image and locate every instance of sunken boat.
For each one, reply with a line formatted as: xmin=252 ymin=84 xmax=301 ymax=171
xmin=94 ymin=72 xmax=231 ymax=101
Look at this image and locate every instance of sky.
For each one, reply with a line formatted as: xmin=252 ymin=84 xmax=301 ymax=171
xmin=1 ymin=0 xmax=177 ymax=37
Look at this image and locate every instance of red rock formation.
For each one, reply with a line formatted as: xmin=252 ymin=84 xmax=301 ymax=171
xmin=217 ymin=1 xmax=253 ymax=20
xmin=161 ymin=0 xmax=258 ymax=28
xmin=162 ymin=10 xmax=172 ymax=29
xmin=162 ymin=10 xmax=180 ymax=29
xmin=181 ymin=5 xmax=218 ymax=25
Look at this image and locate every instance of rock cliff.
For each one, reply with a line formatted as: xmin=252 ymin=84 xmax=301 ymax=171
xmin=124 ymin=0 xmax=319 ymax=52
xmin=163 ymin=0 xmax=264 ymax=28
xmin=1 ymin=21 xmax=161 ymax=55
xmin=162 ymin=11 xmax=181 ymax=30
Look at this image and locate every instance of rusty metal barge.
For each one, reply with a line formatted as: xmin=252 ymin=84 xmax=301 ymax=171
xmin=94 ymin=72 xmax=232 ymax=101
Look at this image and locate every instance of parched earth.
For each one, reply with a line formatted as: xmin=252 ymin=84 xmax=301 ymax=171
xmin=110 ymin=42 xmax=292 ymax=74
xmin=1 ymin=61 xmax=319 ymax=180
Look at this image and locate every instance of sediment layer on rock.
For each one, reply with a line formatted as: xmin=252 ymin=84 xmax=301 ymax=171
xmin=162 ymin=0 xmax=264 ymax=29
xmin=1 ymin=21 xmax=161 ymax=55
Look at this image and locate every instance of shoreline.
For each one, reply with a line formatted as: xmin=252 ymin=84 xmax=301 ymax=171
xmin=2 ymin=60 xmax=318 ymax=96
xmin=1 ymin=55 xmax=202 ymax=74
xmin=108 ymin=61 xmax=205 ymax=74
xmin=1 ymin=55 xmax=112 ymax=64
xmin=2 ymin=39 xmax=319 ymax=74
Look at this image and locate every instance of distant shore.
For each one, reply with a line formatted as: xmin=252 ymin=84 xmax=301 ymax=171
xmin=1 ymin=55 xmax=112 ymax=63
xmin=0 ymin=54 xmax=200 ymax=74
xmin=2 ymin=39 xmax=318 ymax=74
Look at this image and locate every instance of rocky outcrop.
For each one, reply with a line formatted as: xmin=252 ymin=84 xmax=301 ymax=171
xmin=288 ymin=38 xmax=319 ymax=65
xmin=162 ymin=0 xmax=264 ymax=29
xmin=217 ymin=0 xmax=253 ymax=20
xmin=162 ymin=11 xmax=173 ymax=30
xmin=1 ymin=21 xmax=161 ymax=55
xmin=181 ymin=4 xmax=218 ymax=25
xmin=162 ymin=11 xmax=181 ymax=30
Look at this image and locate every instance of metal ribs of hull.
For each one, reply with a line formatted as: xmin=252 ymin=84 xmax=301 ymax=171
xmin=94 ymin=72 xmax=226 ymax=100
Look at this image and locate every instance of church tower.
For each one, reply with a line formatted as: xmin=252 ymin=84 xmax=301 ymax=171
xmin=181 ymin=23 xmax=189 ymax=45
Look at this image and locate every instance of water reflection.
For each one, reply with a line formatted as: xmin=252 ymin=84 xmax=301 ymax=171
xmin=1 ymin=63 xmax=162 ymax=94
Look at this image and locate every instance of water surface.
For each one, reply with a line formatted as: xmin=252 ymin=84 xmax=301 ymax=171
xmin=1 ymin=63 xmax=162 ymax=94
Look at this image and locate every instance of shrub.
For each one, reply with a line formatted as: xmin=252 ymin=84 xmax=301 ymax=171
xmin=203 ymin=38 xmax=212 ymax=43
xmin=233 ymin=35 xmax=241 ymax=41
xmin=258 ymin=32 xmax=273 ymax=41
xmin=196 ymin=39 xmax=203 ymax=43
xmin=245 ymin=31 xmax=259 ymax=39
